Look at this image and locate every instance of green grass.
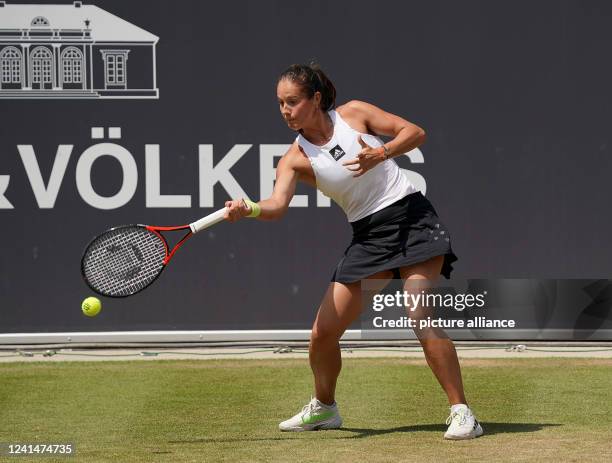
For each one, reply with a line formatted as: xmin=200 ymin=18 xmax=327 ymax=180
xmin=1 ymin=358 xmax=611 ymax=462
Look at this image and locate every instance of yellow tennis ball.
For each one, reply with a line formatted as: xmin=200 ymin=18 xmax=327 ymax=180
xmin=82 ymin=296 xmax=102 ymax=317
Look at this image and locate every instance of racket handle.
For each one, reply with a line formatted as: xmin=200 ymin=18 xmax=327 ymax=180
xmin=189 ymin=207 xmax=228 ymax=234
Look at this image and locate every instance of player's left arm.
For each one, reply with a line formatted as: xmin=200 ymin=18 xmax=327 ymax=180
xmin=342 ymin=100 xmax=426 ymax=159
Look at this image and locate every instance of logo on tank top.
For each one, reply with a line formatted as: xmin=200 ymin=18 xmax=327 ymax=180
xmin=328 ymin=145 xmax=346 ymax=161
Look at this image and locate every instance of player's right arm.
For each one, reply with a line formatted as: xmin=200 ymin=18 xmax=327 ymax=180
xmin=254 ymin=148 xmax=299 ymax=221
xmin=224 ymin=143 xmax=300 ymax=222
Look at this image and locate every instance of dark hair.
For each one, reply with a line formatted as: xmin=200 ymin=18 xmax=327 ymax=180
xmin=278 ymin=63 xmax=337 ymax=111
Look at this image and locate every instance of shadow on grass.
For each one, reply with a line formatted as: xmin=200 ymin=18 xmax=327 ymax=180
xmin=168 ymin=422 xmax=561 ymax=444
xmin=341 ymin=422 xmax=561 ymax=437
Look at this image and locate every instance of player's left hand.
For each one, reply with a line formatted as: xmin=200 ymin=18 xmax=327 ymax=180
xmin=342 ymin=136 xmax=386 ymax=177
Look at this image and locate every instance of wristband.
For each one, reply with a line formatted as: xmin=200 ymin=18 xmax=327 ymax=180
xmin=244 ymin=199 xmax=261 ymax=218
xmin=377 ymin=145 xmax=391 ymax=160
xmin=382 ymin=144 xmax=391 ymax=160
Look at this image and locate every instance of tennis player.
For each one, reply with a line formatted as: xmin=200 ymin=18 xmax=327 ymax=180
xmin=224 ymin=63 xmax=483 ymax=439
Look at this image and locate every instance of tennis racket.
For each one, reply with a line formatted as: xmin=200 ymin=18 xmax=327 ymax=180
xmin=81 ymin=207 xmax=228 ymax=298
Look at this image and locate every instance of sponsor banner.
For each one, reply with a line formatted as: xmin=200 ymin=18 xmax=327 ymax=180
xmin=1 ymin=1 xmax=611 ymax=340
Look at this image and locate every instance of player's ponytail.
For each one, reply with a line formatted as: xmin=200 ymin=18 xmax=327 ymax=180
xmin=278 ymin=63 xmax=337 ymax=111
xmin=310 ymin=63 xmax=336 ymax=111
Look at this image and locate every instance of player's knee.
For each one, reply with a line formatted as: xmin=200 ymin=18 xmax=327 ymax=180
xmin=413 ymin=326 xmax=450 ymax=342
xmin=310 ymin=324 xmax=341 ymax=345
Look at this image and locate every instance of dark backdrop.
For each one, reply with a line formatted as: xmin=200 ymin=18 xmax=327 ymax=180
xmin=1 ymin=0 xmax=611 ymax=336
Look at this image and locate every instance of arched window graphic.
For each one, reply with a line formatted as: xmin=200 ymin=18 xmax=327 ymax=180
xmin=31 ymin=17 xmax=50 ymax=27
xmin=61 ymin=47 xmax=83 ymax=84
xmin=30 ymin=47 xmax=53 ymax=85
xmin=0 ymin=47 xmax=22 ymax=84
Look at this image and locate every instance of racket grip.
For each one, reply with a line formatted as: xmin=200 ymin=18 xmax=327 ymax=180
xmin=189 ymin=207 xmax=228 ymax=234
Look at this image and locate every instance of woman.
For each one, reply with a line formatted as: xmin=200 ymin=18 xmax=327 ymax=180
xmin=224 ymin=64 xmax=483 ymax=440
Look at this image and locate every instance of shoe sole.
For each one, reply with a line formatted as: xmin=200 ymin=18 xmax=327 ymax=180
xmin=279 ymin=417 xmax=342 ymax=432
xmin=444 ymin=424 xmax=484 ymax=440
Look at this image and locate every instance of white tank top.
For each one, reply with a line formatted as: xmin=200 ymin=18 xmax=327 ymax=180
xmin=297 ymin=110 xmax=417 ymax=222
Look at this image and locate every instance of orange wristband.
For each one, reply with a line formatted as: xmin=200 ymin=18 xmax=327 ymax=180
xmin=377 ymin=145 xmax=390 ymax=160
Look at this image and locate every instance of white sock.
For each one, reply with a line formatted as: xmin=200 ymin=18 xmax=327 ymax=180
xmin=316 ymin=399 xmax=336 ymax=408
xmin=451 ymin=403 xmax=468 ymax=414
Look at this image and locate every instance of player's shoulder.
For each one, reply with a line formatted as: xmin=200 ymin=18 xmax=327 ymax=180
xmin=336 ymin=100 xmax=378 ymax=132
xmin=283 ymin=139 xmax=302 ymax=159
xmin=278 ymin=140 xmax=307 ymax=169
xmin=336 ymin=100 xmax=378 ymax=118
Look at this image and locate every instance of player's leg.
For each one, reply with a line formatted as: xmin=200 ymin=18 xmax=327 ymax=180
xmin=279 ymin=270 xmax=392 ymax=431
xmin=399 ymin=255 xmax=466 ymax=404
xmin=309 ymin=270 xmax=392 ymax=405
xmin=399 ymin=256 xmax=483 ymax=439
xmin=309 ymin=281 xmax=360 ymax=406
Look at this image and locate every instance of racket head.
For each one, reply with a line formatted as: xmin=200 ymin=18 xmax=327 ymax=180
xmin=81 ymin=225 xmax=169 ymax=298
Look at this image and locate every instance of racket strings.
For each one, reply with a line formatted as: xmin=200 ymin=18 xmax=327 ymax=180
xmin=82 ymin=227 xmax=166 ymax=297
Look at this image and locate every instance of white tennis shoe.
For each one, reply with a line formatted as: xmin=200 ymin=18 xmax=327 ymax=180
xmin=279 ymin=397 xmax=343 ymax=431
xmin=444 ymin=404 xmax=483 ymax=440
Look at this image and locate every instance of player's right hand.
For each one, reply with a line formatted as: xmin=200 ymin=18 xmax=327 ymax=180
xmin=224 ymin=198 xmax=251 ymax=222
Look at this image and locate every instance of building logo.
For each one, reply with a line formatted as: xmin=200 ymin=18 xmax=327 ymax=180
xmin=0 ymin=1 xmax=159 ymax=99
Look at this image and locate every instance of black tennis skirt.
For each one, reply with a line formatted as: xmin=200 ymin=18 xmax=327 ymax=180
xmin=331 ymin=191 xmax=458 ymax=283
